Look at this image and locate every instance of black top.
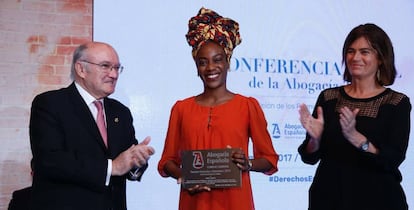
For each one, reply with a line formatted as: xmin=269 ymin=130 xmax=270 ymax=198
xmin=8 ymin=187 xmax=32 ymax=210
xmin=298 ymin=86 xmax=411 ymax=210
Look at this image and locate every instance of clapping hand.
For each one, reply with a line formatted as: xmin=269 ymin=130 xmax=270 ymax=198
xmin=112 ymin=136 xmax=155 ymax=176
xmin=339 ymin=106 xmax=362 ymax=145
xmin=299 ymin=104 xmax=324 ymax=141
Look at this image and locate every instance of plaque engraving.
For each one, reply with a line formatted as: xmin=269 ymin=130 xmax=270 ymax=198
xmin=181 ymin=148 xmax=241 ymax=189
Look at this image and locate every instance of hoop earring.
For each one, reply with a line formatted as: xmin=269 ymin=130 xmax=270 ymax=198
xmin=376 ymin=69 xmax=381 ymax=83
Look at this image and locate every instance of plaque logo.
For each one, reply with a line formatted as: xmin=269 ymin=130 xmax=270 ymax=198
xmin=192 ymin=151 xmax=204 ymax=169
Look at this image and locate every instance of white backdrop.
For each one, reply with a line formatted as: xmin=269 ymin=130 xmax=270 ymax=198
xmin=94 ymin=1 xmax=414 ymax=209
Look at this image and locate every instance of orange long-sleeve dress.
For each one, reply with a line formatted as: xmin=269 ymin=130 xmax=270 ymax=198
xmin=158 ymin=94 xmax=279 ymax=210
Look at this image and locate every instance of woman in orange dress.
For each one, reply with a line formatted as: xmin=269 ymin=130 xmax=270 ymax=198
xmin=157 ymin=7 xmax=279 ymax=210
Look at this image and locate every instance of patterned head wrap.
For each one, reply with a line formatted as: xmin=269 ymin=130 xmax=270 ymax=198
xmin=186 ymin=7 xmax=242 ymax=62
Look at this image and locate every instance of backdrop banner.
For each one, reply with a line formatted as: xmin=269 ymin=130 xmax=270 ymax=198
xmin=94 ymin=1 xmax=414 ymax=209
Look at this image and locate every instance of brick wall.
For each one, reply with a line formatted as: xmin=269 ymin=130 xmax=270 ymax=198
xmin=0 ymin=0 xmax=92 ymax=208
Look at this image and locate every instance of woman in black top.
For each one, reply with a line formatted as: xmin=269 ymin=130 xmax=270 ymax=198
xmin=298 ymin=23 xmax=410 ymax=210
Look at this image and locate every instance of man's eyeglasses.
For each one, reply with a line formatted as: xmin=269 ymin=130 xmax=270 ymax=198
xmin=79 ymin=60 xmax=124 ymax=74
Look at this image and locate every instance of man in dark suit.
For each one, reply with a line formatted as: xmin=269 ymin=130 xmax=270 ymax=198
xmin=29 ymin=42 xmax=155 ymax=210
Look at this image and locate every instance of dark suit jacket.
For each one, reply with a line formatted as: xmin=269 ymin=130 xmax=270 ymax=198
xmin=29 ymin=83 xmax=144 ymax=210
xmin=8 ymin=186 xmax=32 ymax=210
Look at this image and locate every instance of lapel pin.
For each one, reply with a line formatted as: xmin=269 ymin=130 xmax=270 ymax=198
xmin=114 ymin=117 xmax=119 ymax=123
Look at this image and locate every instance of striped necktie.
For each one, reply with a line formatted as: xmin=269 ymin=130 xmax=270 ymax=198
xmin=93 ymin=100 xmax=108 ymax=147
